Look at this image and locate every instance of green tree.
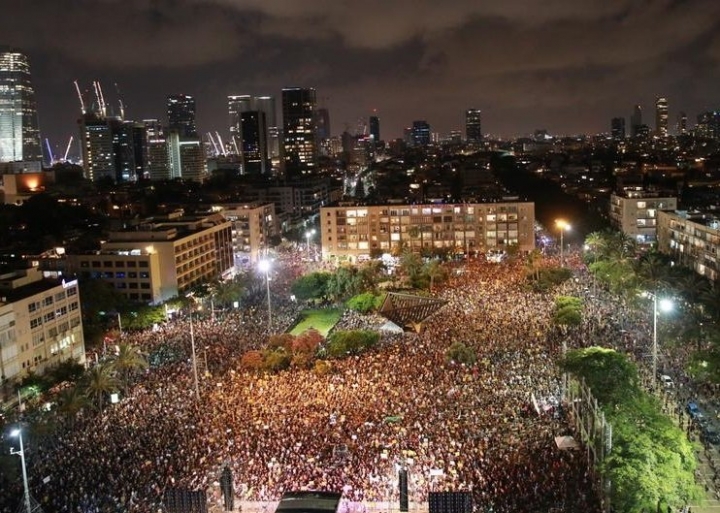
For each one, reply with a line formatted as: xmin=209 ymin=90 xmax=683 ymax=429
xmin=291 ymin=272 xmax=332 ymax=301
xmin=445 ymin=341 xmax=476 ymax=365
xmin=399 ymin=251 xmax=423 ymax=285
xmin=346 ymin=292 xmax=381 ymax=313
xmin=423 ymin=259 xmax=447 ymax=291
xmin=553 ymin=296 xmax=583 ymax=332
xmin=110 ymin=343 xmax=148 ymax=392
xmin=82 ymin=364 xmax=119 ymax=411
xmin=56 ymin=385 xmax=89 ymax=426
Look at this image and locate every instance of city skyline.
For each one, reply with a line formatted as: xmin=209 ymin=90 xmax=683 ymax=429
xmin=3 ymin=0 xmax=720 ymax=156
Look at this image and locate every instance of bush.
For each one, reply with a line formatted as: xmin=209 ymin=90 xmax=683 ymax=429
xmin=268 ymin=333 xmax=294 ymax=351
xmin=314 ymin=359 xmax=332 ymax=376
xmin=292 ymin=329 xmax=324 ymax=354
xmin=325 ymin=330 xmax=380 ymax=358
xmin=527 ymin=266 xmax=573 ymax=293
xmin=240 ymin=350 xmax=264 ymax=371
xmin=445 ymin=341 xmax=476 ymax=365
xmin=346 ymin=292 xmax=380 ymax=313
xmin=263 ymin=349 xmax=291 ymax=372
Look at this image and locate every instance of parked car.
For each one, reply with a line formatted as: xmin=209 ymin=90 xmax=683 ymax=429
xmin=702 ymin=425 xmax=720 ymax=445
xmin=687 ymin=402 xmax=703 ymax=420
xmin=659 ymin=375 xmax=674 ymax=388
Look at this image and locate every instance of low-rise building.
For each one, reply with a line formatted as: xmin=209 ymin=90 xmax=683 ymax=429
xmin=211 ymin=203 xmax=278 ymax=265
xmin=320 ymin=201 xmax=535 ymax=262
xmin=610 ymin=190 xmax=677 ymax=244
xmin=657 ymin=210 xmax=720 ymax=281
xmin=0 ymin=268 xmax=85 ymax=384
xmin=67 ymin=212 xmax=233 ymax=303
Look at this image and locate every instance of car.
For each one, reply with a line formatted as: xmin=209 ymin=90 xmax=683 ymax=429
xmin=659 ymin=375 xmax=674 ymax=388
xmin=702 ymin=425 xmax=720 ymax=445
xmin=687 ymin=402 xmax=703 ymax=419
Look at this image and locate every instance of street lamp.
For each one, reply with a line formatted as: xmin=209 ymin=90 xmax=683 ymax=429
xmin=258 ymin=259 xmax=272 ymax=327
xmin=305 ymin=229 xmax=316 ymax=256
xmin=650 ymin=293 xmax=673 ymax=391
xmin=555 ymin=219 xmax=571 ymax=265
xmin=9 ymin=427 xmax=32 ymax=513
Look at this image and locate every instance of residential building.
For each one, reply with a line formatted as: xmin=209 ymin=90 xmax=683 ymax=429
xmin=67 ymin=212 xmax=233 ymax=303
xmin=630 ymin=105 xmax=643 ymax=138
xmin=411 ymin=121 xmax=431 ymax=147
xmin=167 ymin=94 xmax=197 ymax=139
xmin=240 ymin=111 xmax=269 ymax=175
xmin=657 ymin=210 xmax=720 ymax=281
xmin=0 ymin=48 xmax=41 ymax=164
xmin=0 ymin=268 xmax=85 ymax=383
xmin=609 ymin=190 xmax=677 ymax=244
xmin=213 ymin=203 xmax=277 ymax=265
xmin=320 ymin=201 xmax=535 ymax=262
xmin=655 ymin=96 xmax=669 ymax=137
xmin=466 ymin=109 xmax=482 ymax=143
xmin=611 ymin=117 xmax=625 ymax=141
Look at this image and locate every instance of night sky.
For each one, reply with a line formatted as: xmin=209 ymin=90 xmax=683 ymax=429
xmin=4 ymin=0 xmax=720 ymax=157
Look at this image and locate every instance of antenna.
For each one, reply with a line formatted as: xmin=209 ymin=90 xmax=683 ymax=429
xmin=63 ymin=136 xmax=74 ymax=161
xmin=73 ymin=80 xmax=86 ymax=114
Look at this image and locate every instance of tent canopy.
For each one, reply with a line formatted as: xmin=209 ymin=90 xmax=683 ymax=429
xmin=554 ymin=435 xmax=579 ymax=450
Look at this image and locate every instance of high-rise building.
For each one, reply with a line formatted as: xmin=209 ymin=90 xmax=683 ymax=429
xmin=144 ymin=119 xmax=170 ymax=180
xmin=254 ymin=96 xmax=279 ymax=159
xmin=316 ymin=108 xmax=331 ymax=141
xmin=79 ymin=112 xmax=115 ymax=182
xmin=167 ymin=94 xmax=197 ymax=139
xmin=465 ymin=109 xmax=482 ymax=143
xmin=369 ymin=116 xmax=380 ymax=142
xmin=630 ymin=105 xmax=643 ymax=138
xmin=696 ymin=111 xmax=720 ymax=139
xmin=677 ymin=112 xmax=688 ymax=135
xmin=611 ymin=117 xmax=626 ymax=141
xmin=0 ymin=48 xmax=41 ymax=163
xmin=282 ymin=87 xmax=318 ymax=179
xmin=228 ymin=95 xmax=252 ymax=145
xmin=240 ymin=110 xmax=268 ymax=175
xmin=411 ymin=120 xmax=431 ymax=147
xmin=655 ymin=96 xmax=668 ymax=137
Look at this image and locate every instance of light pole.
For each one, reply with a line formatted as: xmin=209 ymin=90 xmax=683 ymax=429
xmin=651 ymin=294 xmax=673 ymax=391
xmin=189 ymin=315 xmax=200 ymax=400
xmin=10 ymin=427 xmax=32 ymax=513
xmin=258 ymin=259 xmax=272 ymax=327
xmin=305 ymin=229 xmax=316 ymax=258
xmin=555 ymin=219 xmax=571 ymax=265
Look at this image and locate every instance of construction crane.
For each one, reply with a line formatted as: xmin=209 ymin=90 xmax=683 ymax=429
xmin=115 ymin=83 xmax=125 ymax=119
xmin=73 ymin=80 xmax=86 ymax=114
xmin=207 ymin=132 xmax=220 ymax=156
xmin=96 ymin=81 xmax=107 ymax=117
xmin=45 ymin=138 xmax=55 ymax=165
xmin=215 ymin=132 xmax=228 ymax=157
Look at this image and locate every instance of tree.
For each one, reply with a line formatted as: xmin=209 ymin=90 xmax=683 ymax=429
xmin=446 ymin=341 xmax=476 ymax=365
xmin=82 ymin=364 xmax=119 ymax=411
xmin=56 ymin=385 xmax=89 ymax=426
xmin=553 ymin=296 xmax=583 ymax=332
xmin=346 ymin=292 xmax=381 ymax=313
xmin=291 ymin=272 xmax=332 ymax=301
xmin=240 ymin=350 xmax=264 ymax=371
xmin=399 ymin=251 xmax=423 ymax=285
xmin=423 ymin=259 xmax=447 ymax=291
xmin=110 ymin=343 xmax=148 ymax=392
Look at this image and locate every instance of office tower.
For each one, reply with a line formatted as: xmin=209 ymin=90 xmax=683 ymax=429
xmin=168 ymin=133 xmax=205 ymax=182
xmin=255 ymin=96 xmax=279 ymax=158
xmin=111 ymin=119 xmax=139 ymax=182
xmin=369 ymin=115 xmax=380 ymax=142
xmin=144 ymin=119 xmax=170 ymax=180
xmin=630 ymin=105 xmax=642 ymax=138
xmin=282 ymin=87 xmax=318 ymax=179
xmin=696 ymin=111 xmax=720 ymax=140
xmin=316 ymin=108 xmax=331 ymax=141
xmin=240 ymin=110 xmax=268 ymax=175
xmin=411 ymin=120 xmax=431 ymax=147
xmin=228 ymin=95 xmax=252 ymax=145
xmin=465 ymin=108 xmax=482 ymax=143
xmin=0 ymin=48 xmax=41 ymax=163
xmin=167 ymin=94 xmax=197 ymax=139
xmin=611 ymin=117 xmax=626 ymax=141
xmin=677 ymin=111 xmax=687 ymax=135
xmin=79 ymin=112 xmax=115 ymax=182
xmin=655 ymin=96 xmax=668 ymax=137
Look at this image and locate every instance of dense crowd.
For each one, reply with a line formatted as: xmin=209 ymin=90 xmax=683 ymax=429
xmin=1 ymin=256 xmax=608 ymax=513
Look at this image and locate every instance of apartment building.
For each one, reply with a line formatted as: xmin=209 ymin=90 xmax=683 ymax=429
xmin=68 ymin=212 xmax=233 ymax=303
xmin=657 ymin=210 xmax=720 ymax=281
xmin=0 ymin=268 xmax=85 ymax=383
xmin=320 ymin=201 xmax=535 ymax=261
xmin=212 ymin=202 xmax=278 ymax=265
xmin=609 ymin=190 xmax=677 ymax=244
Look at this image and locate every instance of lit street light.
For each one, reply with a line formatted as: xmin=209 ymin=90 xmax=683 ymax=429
xmin=258 ymin=259 xmax=272 ymax=327
xmin=649 ymin=293 xmax=673 ymax=391
xmin=555 ymin=219 xmax=571 ymax=265
xmin=9 ymin=427 xmax=32 ymax=513
xmin=305 ymin=229 xmax=316 ymax=258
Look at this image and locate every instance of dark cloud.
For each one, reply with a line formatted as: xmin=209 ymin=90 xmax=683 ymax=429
xmin=2 ymin=0 xmax=720 ymax=148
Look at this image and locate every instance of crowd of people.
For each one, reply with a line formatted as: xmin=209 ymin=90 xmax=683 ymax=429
xmin=0 ymin=253 xmax=627 ymax=513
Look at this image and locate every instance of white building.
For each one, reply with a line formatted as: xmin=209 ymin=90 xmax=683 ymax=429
xmin=609 ymin=190 xmax=677 ymax=244
xmin=0 ymin=268 xmax=85 ymax=384
xmin=657 ymin=210 xmax=720 ymax=281
xmin=212 ymin=203 xmax=278 ymax=266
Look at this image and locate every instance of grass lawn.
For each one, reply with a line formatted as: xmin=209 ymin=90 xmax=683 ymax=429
xmin=290 ymin=308 xmax=343 ymax=337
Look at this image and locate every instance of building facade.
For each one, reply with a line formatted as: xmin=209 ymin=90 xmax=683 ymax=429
xmin=609 ymin=191 xmax=677 ymax=244
xmin=240 ymin=111 xmax=269 ymax=175
xmin=611 ymin=117 xmax=625 ymax=140
xmin=282 ymin=87 xmax=318 ymax=179
xmin=657 ymin=210 xmax=720 ymax=281
xmin=0 ymin=268 xmax=85 ymax=383
xmin=320 ymin=201 xmax=535 ymax=261
xmin=655 ymin=96 xmax=669 ymax=138
xmin=0 ymin=49 xmax=41 ymax=164
xmin=465 ymin=109 xmax=482 ymax=143
xmin=68 ymin=212 xmax=233 ymax=303
xmin=214 ymin=203 xmax=277 ymax=265
xmin=167 ymin=94 xmax=197 ymax=139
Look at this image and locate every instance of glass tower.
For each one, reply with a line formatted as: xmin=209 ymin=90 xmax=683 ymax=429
xmin=0 ymin=48 xmax=41 ymax=163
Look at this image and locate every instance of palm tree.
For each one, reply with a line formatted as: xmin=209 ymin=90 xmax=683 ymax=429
xmin=635 ymin=253 xmax=672 ymax=295
xmin=110 ymin=343 xmax=149 ymax=392
xmin=424 ymin=259 xmax=446 ymax=291
xmin=82 ymin=364 xmax=119 ymax=411
xmin=526 ymin=249 xmax=543 ymax=281
xmin=56 ymin=385 xmax=89 ymax=426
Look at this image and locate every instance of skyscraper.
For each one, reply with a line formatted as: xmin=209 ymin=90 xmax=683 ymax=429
xmin=655 ymin=96 xmax=668 ymax=137
xmin=167 ymin=94 xmax=197 ymax=139
xmin=0 ymin=48 xmax=41 ymax=163
xmin=465 ymin=109 xmax=482 ymax=143
xmin=228 ymin=95 xmax=252 ymax=145
xmin=240 ymin=110 xmax=268 ymax=175
xmin=369 ymin=115 xmax=380 ymax=142
xmin=254 ymin=96 xmax=279 ymax=158
xmin=316 ymin=108 xmax=331 ymax=141
xmin=79 ymin=112 xmax=115 ymax=182
xmin=282 ymin=87 xmax=318 ymax=179
xmin=630 ymin=105 xmax=643 ymax=138
xmin=677 ymin=111 xmax=687 ymax=135
xmin=611 ymin=117 xmax=626 ymax=141
xmin=411 ymin=120 xmax=431 ymax=147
